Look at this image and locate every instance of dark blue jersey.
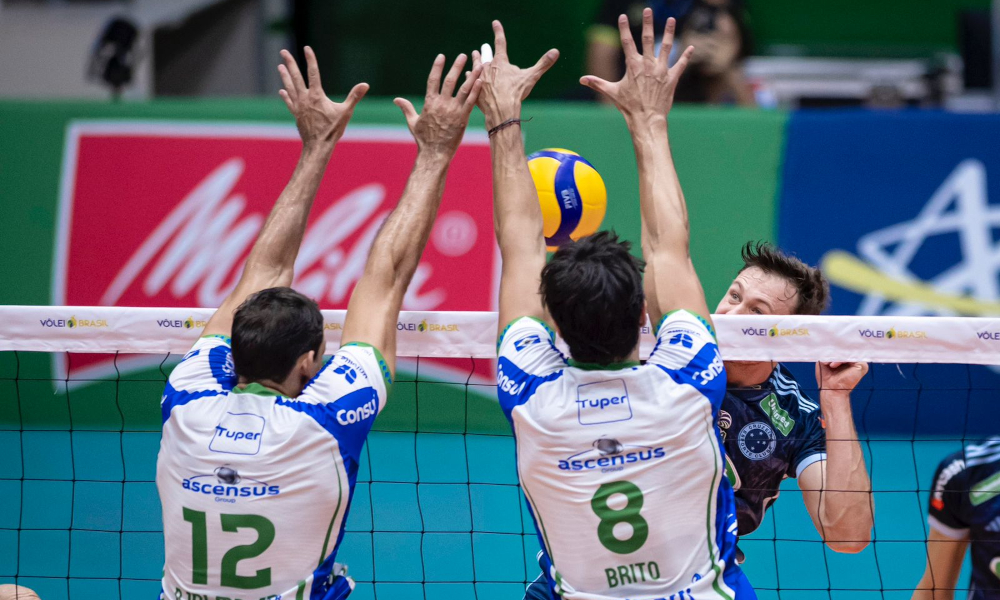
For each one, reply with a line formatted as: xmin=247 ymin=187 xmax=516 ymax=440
xmin=928 ymin=439 xmax=1000 ymax=599
xmin=719 ymin=365 xmax=827 ymax=535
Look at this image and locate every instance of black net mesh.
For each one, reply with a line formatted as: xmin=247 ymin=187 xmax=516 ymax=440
xmin=1 ymin=350 xmax=999 ymax=600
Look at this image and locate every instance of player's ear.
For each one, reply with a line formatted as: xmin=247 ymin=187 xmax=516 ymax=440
xmin=294 ymin=350 xmax=315 ymax=381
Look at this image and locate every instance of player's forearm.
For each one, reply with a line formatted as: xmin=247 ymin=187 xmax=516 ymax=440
xmin=490 ymin=125 xmax=547 ymax=257
xmin=243 ymin=142 xmax=335 ymax=287
xmin=640 ymin=221 xmax=662 ymax=324
xmin=819 ymin=393 xmax=873 ymax=551
xmin=363 ymin=150 xmax=451 ymax=289
xmin=629 ymin=115 xmax=690 ymax=257
xmin=913 ymin=568 xmax=961 ymax=600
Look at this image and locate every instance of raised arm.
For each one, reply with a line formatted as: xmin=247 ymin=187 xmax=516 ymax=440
xmin=202 ymin=47 xmax=367 ymax=338
xmin=472 ymin=21 xmax=559 ymax=336
xmin=582 ymin=10 xmax=709 ymax=327
xmin=800 ymin=361 xmax=874 ymax=553
xmin=340 ymin=54 xmax=483 ymax=376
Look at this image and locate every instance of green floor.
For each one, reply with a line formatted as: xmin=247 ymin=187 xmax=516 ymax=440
xmin=0 ymin=353 xmax=976 ymax=599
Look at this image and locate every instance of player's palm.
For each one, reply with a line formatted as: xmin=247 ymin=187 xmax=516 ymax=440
xmin=394 ymin=54 xmax=484 ymax=157
xmin=278 ymin=47 xmax=368 ymax=147
xmin=816 ymin=361 xmax=869 ymax=395
xmin=582 ymin=9 xmax=694 ymax=121
xmin=471 ymin=21 xmax=559 ymax=129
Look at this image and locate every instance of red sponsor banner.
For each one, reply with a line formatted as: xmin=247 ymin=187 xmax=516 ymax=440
xmin=54 ymin=122 xmax=498 ymax=380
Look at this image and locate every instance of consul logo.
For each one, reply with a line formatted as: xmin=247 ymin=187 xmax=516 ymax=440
xmin=821 ymin=160 xmax=1000 ymax=318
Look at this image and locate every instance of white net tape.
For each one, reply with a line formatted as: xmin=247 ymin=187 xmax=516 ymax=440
xmin=2 ymin=306 xmax=999 ymax=364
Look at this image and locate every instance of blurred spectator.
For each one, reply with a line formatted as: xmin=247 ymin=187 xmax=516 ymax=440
xmin=0 ymin=585 xmax=41 ymax=600
xmin=586 ymin=0 xmax=755 ymax=105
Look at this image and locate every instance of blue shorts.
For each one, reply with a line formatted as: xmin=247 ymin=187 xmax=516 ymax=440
xmin=523 ymin=572 xmax=551 ymax=600
xmin=522 ymin=567 xmax=757 ymax=600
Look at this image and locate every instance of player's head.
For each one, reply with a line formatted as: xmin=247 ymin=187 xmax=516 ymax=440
xmin=231 ymin=287 xmax=326 ymax=395
xmin=716 ymin=241 xmax=828 ymax=316
xmin=540 ymin=231 xmax=646 ymax=364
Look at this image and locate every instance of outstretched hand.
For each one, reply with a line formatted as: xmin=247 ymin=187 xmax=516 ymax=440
xmin=471 ymin=20 xmax=559 ymax=129
xmin=580 ymin=9 xmax=693 ymax=123
xmin=816 ymin=361 xmax=869 ymax=397
xmin=394 ymin=54 xmax=483 ymax=157
xmin=278 ymin=47 xmax=368 ymax=148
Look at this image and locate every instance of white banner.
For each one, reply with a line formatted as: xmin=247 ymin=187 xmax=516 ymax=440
xmin=1 ymin=306 xmax=1000 ymax=364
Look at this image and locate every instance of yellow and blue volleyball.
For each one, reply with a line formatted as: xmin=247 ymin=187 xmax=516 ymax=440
xmin=527 ymin=148 xmax=607 ymax=249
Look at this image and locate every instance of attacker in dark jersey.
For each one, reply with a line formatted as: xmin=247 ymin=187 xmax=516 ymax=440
xmin=716 ymin=242 xmax=873 ymax=554
xmin=913 ymin=439 xmax=1000 ymax=599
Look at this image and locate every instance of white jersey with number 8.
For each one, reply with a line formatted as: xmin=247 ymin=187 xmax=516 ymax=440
xmin=156 ymin=335 xmax=390 ymax=600
xmin=497 ymin=311 xmax=745 ymax=600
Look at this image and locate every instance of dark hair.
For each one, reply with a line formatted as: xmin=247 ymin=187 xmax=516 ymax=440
xmin=540 ymin=231 xmax=645 ymax=364
xmin=231 ymin=287 xmax=324 ymax=382
xmin=739 ymin=241 xmax=829 ymax=315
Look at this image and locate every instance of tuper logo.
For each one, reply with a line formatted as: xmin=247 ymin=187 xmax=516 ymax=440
xmin=576 ymin=379 xmax=632 ymax=425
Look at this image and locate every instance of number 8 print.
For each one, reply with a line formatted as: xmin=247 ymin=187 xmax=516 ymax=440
xmin=590 ymin=481 xmax=649 ymax=554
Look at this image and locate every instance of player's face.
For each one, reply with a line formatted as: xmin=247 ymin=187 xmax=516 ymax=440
xmin=715 ymin=267 xmax=799 ymax=316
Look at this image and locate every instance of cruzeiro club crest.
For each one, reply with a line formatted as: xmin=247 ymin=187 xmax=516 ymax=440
xmin=820 ymin=160 xmax=1000 ymax=317
xmin=738 ymin=422 xmax=776 ymax=461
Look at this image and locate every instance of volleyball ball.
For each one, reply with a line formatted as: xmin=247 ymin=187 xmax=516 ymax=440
xmin=527 ymin=148 xmax=607 ymax=250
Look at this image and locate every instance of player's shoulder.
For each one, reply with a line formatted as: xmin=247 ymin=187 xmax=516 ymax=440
xmin=498 ymin=316 xmax=557 ymax=351
xmin=955 ymin=438 xmax=1000 ymax=496
xmin=497 ymin=316 xmax=567 ymax=380
xmin=768 ymin=365 xmax=820 ymax=415
xmin=298 ymin=342 xmax=391 ymax=404
xmin=930 ymin=439 xmax=1000 ymax=502
xmin=167 ymin=335 xmax=235 ymax=392
xmin=655 ymin=309 xmax=717 ymax=341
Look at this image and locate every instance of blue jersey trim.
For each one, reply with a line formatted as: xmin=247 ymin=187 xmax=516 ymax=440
xmin=342 ymin=342 xmax=393 ymax=388
xmin=794 ymin=452 xmax=827 ymax=478
xmin=200 ymin=334 xmax=232 ymax=344
xmin=655 ymin=309 xmax=717 ymax=340
xmin=653 ymin=342 xmax=726 ymax=409
xmin=496 ymin=356 xmax=565 ymax=423
xmin=498 ymin=316 xmax=557 ymax=353
xmin=160 ymin=383 xmax=224 ymax=423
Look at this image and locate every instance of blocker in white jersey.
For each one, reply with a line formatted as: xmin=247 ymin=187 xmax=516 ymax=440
xmin=497 ymin=311 xmax=744 ymax=600
xmin=157 ymin=335 xmax=390 ymax=600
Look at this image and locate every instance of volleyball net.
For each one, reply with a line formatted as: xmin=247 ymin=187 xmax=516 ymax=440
xmin=1 ymin=306 xmax=999 ymax=600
